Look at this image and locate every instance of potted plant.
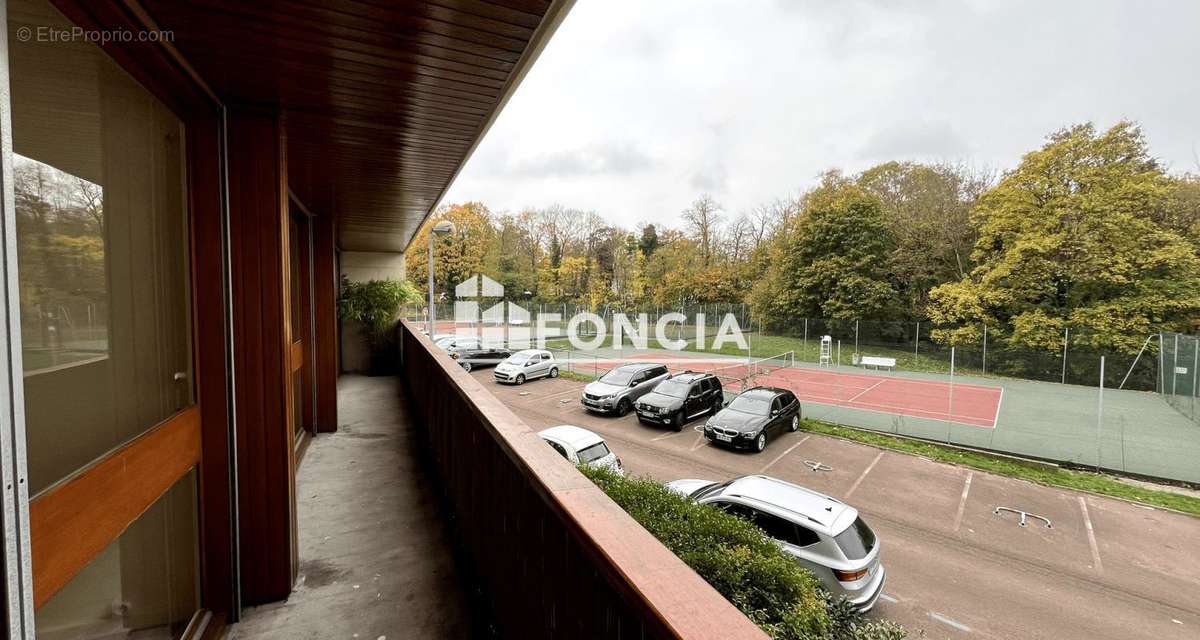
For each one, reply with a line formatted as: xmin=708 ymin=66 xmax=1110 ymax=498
xmin=337 ymin=277 xmax=420 ymax=375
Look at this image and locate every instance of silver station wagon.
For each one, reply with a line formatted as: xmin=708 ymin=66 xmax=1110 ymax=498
xmin=667 ymin=475 xmax=886 ymax=611
xmin=581 ymin=362 xmax=670 ymax=415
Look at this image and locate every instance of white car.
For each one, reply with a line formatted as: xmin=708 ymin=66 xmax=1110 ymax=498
xmin=666 ymin=475 xmax=885 ymax=611
xmin=538 ymin=425 xmax=624 ymax=476
xmin=493 ymin=349 xmax=558 ymax=384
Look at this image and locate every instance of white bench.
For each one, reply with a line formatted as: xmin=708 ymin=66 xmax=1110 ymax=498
xmin=860 ymin=356 xmax=896 ymax=371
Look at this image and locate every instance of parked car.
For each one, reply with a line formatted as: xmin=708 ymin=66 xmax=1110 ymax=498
xmin=634 ymin=371 xmax=723 ymax=431
xmin=581 ymin=363 xmax=670 ymax=415
xmin=537 ymin=425 xmax=624 ymax=476
xmin=448 ymin=343 xmax=512 ymax=372
xmin=666 ymin=475 xmax=885 ymax=611
xmin=703 ymin=386 xmax=801 ymax=453
xmin=434 ymin=335 xmax=480 ymax=351
xmin=493 ymin=349 xmax=558 ymax=384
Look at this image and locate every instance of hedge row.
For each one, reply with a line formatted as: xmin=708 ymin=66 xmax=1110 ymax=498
xmin=579 ymin=466 xmax=905 ymax=640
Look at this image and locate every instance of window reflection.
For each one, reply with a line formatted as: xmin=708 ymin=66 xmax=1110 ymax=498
xmin=14 ymin=154 xmax=109 ymax=371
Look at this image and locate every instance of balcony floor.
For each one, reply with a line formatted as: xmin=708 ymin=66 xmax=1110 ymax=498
xmin=227 ymin=374 xmax=471 ymax=639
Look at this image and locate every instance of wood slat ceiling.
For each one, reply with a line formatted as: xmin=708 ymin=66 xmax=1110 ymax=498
xmin=140 ymin=0 xmax=572 ymax=252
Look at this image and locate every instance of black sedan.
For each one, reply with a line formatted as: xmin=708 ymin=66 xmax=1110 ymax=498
xmin=448 ymin=344 xmax=512 ymax=373
xmin=702 ymin=387 xmax=801 ymax=453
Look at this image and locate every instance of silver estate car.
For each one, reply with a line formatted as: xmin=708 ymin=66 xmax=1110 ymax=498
xmin=581 ymin=362 xmax=670 ymax=415
xmin=493 ymin=349 xmax=558 ymax=384
xmin=666 ymin=475 xmax=885 ymax=611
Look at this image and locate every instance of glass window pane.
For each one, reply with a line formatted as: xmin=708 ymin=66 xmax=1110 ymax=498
xmin=35 ymin=470 xmax=199 ymax=639
xmin=10 ymin=0 xmax=194 ymax=494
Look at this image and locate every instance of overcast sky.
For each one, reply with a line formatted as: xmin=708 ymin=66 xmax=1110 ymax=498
xmin=441 ymin=0 xmax=1200 ymax=230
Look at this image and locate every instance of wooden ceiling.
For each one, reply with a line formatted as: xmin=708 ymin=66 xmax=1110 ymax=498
xmin=139 ymin=0 xmax=572 ymax=252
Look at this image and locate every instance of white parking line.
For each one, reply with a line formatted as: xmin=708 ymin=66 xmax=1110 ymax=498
xmin=929 ymin=611 xmax=972 ymax=633
xmin=879 ymin=593 xmax=898 ymax=604
xmin=758 ymin=436 xmax=810 ymax=474
xmin=953 ymin=472 xmax=974 ymax=533
xmin=689 ymin=433 xmax=708 ymax=451
xmin=651 ymin=429 xmax=686 ymax=441
xmin=844 ymin=451 xmax=884 ymax=499
xmin=525 ymin=387 xmax=584 ymax=402
xmin=1079 ymin=496 xmax=1104 ymax=574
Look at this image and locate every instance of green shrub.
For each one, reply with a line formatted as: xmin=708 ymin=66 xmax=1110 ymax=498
xmin=579 ymin=466 xmax=904 ymax=640
xmin=337 ymin=277 xmax=420 ymax=334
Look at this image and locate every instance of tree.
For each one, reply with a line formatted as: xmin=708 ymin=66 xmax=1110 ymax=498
xmin=927 ymin=121 xmax=1200 ymax=352
xmin=681 ymin=194 xmax=723 ymax=267
xmin=749 ymin=177 xmax=898 ymax=325
xmin=637 ymin=223 xmax=659 ymax=257
xmin=405 ymin=202 xmax=495 ymax=298
xmin=857 ymin=161 xmax=993 ymax=317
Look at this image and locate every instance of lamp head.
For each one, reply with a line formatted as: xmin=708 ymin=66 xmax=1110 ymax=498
xmin=432 ymin=220 xmax=456 ymax=235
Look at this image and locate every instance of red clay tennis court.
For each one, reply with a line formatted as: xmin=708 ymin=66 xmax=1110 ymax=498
xmin=753 ymin=367 xmax=1003 ymax=428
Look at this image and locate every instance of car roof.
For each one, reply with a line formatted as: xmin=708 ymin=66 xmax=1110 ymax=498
xmin=513 ymin=349 xmax=550 ymax=356
xmin=738 ymin=386 xmax=787 ymax=399
xmin=669 ymin=371 xmax=712 ymax=383
xmin=612 ymin=362 xmax=663 ymax=372
xmin=538 ymin=425 xmax=604 ymax=450
xmin=717 ymin=475 xmax=853 ymax=534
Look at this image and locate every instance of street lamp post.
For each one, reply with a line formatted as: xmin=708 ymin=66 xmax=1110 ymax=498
xmin=427 ymin=220 xmax=456 ymax=336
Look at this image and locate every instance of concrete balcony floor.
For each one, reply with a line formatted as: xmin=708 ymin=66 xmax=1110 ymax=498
xmin=227 ymin=374 xmax=471 ymax=639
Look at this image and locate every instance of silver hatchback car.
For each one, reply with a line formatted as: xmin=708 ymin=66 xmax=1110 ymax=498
xmin=581 ymin=362 xmax=670 ymax=415
xmin=493 ymin=349 xmax=558 ymax=384
xmin=666 ymin=475 xmax=885 ymax=611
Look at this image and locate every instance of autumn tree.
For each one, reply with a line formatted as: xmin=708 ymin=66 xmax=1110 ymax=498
xmin=927 ymin=122 xmax=1200 ymax=353
xmin=681 ymin=194 xmax=723 ymax=267
xmin=405 ymin=202 xmax=496 ymax=299
xmin=749 ymin=176 xmax=899 ymax=325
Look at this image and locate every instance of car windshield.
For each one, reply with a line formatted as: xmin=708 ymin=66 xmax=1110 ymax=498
xmin=505 ymin=353 xmax=533 ymax=365
xmin=654 ymin=379 xmax=691 ymax=399
xmin=599 ymin=368 xmax=637 ymax=385
xmin=577 ymin=441 xmax=611 ymax=464
xmin=834 ymin=516 xmax=877 ymax=560
xmin=728 ymin=394 xmax=772 ymax=415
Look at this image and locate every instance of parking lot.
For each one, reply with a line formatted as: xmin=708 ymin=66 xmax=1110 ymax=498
xmin=475 ymin=369 xmax=1200 ymax=639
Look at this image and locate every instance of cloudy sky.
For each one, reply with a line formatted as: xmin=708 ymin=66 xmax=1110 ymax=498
xmin=442 ymin=0 xmax=1200 ymax=229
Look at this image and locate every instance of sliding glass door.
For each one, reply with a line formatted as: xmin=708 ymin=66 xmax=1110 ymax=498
xmin=5 ymin=0 xmax=201 ymax=636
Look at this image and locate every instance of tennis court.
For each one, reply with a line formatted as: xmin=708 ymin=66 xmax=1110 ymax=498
xmin=758 ymin=367 xmax=1003 ymax=428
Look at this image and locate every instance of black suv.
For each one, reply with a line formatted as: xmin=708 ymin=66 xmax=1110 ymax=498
xmin=635 ymin=372 xmax=724 ymax=431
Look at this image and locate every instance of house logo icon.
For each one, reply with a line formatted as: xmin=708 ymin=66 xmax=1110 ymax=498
xmin=453 ymin=274 xmax=531 ymax=346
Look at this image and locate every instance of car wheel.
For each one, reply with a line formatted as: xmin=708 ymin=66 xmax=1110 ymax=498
xmin=515 ymin=373 xmax=526 ymax=385
xmin=549 ymin=367 xmax=559 ymax=378
xmin=754 ymin=432 xmax=767 ymax=453
xmin=789 ymin=415 xmax=799 ymax=432
xmin=616 ymin=398 xmax=631 ymax=416
xmin=673 ymin=412 xmax=685 ymax=432
xmin=461 ymin=362 xmax=473 ymax=373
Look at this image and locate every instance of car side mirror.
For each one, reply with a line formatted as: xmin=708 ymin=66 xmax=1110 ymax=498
xmin=771 ymin=410 xmax=780 ymax=416
xmin=629 ymin=380 xmax=639 ymax=387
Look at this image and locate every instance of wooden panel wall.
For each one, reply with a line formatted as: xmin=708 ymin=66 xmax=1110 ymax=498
xmin=187 ymin=108 xmax=236 ymax=617
xmin=312 ymin=210 xmax=339 ymax=433
xmin=226 ymin=110 xmax=296 ymax=605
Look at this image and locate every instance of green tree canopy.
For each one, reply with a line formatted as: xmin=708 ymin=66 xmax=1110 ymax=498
xmin=928 ymin=121 xmax=1200 ymax=352
xmin=750 ymin=174 xmax=899 ymax=324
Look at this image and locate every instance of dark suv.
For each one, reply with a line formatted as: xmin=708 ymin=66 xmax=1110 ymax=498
xmin=635 ymin=372 xmax=724 ymax=431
